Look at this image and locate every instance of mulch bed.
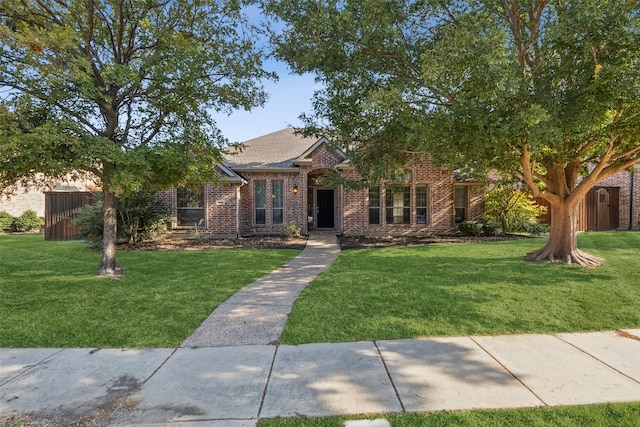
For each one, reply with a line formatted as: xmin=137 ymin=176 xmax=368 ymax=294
xmin=118 ymin=235 xmax=309 ymax=251
xmin=337 ymin=234 xmax=519 ymax=249
xmin=118 ymin=233 xmax=519 ymax=251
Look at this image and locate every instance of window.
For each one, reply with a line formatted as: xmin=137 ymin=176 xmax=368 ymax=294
xmin=386 ymin=186 xmax=410 ymax=224
xmin=272 ymin=180 xmax=284 ymax=224
xmin=454 ymin=185 xmax=467 ymax=223
xmin=254 ymin=180 xmax=266 ymax=225
xmin=416 ymin=186 xmax=428 ymax=224
xmin=369 ymin=187 xmax=381 ymax=225
xmin=176 ymin=187 xmax=204 ymax=227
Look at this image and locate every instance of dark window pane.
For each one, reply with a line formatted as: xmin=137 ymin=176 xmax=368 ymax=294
xmin=256 ymin=208 xmax=266 ymax=225
xmin=255 ymin=180 xmax=266 ymax=224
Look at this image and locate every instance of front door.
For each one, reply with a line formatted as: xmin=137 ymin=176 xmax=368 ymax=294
xmin=316 ymin=189 xmax=335 ymax=228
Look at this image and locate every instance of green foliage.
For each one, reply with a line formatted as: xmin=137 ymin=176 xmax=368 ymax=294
xmin=0 ymin=211 xmax=14 ymax=231
xmin=0 ymin=0 xmax=274 ymax=272
xmin=458 ymin=220 xmax=484 ymax=236
xmin=75 ymin=191 xmax=170 ymax=245
xmin=283 ymin=220 xmax=302 ymax=237
xmin=267 ymin=0 xmax=640 ymax=262
xmin=13 ymin=209 xmax=44 ymax=232
xmin=523 ymin=220 xmax=550 ymax=237
xmin=483 ymin=182 xmax=547 ymax=235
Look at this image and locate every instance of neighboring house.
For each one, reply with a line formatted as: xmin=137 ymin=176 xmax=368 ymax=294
xmin=0 ymin=174 xmax=97 ymax=218
xmin=158 ymin=129 xmax=484 ymax=236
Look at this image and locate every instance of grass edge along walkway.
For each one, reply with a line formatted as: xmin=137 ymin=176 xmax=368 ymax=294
xmin=0 ymin=234 xmax=300 ymax=348
xmin=282 ymin=231 xmax=640 ymax=344
xmin=257 ymin=401 xmax=640 ymax=427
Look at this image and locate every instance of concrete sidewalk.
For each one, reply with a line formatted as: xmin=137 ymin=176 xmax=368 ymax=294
xmin=2 ymin=330 xmax=640 ymax=425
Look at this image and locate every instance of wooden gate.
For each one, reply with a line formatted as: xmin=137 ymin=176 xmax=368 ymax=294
xmin=534 ymin=186 xmax=620 ymax=231
xmin=45 ymin=192 xmax=95 ymax=240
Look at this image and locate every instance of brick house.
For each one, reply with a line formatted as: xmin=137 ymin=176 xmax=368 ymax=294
xmin=158 ymin=129 xmax=484 ymax=237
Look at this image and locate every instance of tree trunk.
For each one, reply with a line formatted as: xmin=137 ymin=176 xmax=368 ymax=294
xmin=524 ymin=200 xmax=604 ymax=267
xmin=97 ymin=172 xmax=120 ymax=277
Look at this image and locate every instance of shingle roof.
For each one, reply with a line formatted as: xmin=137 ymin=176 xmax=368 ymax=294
xmin=223 ymin=128 xmax=319 ymax=169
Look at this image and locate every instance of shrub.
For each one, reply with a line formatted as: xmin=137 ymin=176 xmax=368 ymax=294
xmin=0 ymin=211 xmax=15 ymax=232
xmin=74 ymin=200 xmax=106 ymax=246
xmin=75 ymin=190 xmax=170 ymax=245
xmin=459 ymin=220 xmax=483 ymax=236
xmin=14 ymin=210 xmax=44 ymax=232
xmin=283 ymin=220 xmax=301 ymax=237
xmin=482 ymin=220 xmax=502 ymax=236
xmin=484 ymin=180 xmax=547 ymax=235
xmin=523 ymin=219 xmax=550 ymax=236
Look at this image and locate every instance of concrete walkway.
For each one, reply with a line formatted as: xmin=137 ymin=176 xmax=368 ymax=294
xmin=2 ymin=235 xmax=640 ymax=425
xmin=181 ymin=233 xmax=340 ymax=347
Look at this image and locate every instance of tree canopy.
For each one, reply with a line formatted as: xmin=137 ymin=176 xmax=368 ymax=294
xmin=267 ymin=0 xmax=640 ymax=266
xmin=0 ymin=0 xmax=274 ymax=276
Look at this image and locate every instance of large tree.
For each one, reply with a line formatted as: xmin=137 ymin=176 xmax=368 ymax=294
xmin=0 ymin=0 xmax=273 ymax=276
xmin=266 ymin=0 xmax=640 ymax=266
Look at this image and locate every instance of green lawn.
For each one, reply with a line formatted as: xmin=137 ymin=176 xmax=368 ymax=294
xmin=257 ymin=402 xmax=640 ymax=427
xmin=0 ymin=234 xmax=299 ymax=347
xmin=282 ymin=232 xmax=640 ymax=344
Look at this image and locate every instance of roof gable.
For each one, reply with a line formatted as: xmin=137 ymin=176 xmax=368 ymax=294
xmin=223 ymin=129 xmax=345 ymax=171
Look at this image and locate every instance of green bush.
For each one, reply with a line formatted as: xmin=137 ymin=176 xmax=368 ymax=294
xmin=523 ymin=219 xmax=550 ymax=236
xmin=14 ymin=210 xmax=44 ymax=232
xmin=482 ymin=220 xmax=503 ymax=236
xmin=459 ymin=220 xmax=484 ymax=236
xmin=484 ymin=181 xmax=547 ymax=235
xmin=0 ymin=211 xmax=15 ymax=232
xmin=75 ymin=190 xmax=170 ymax=245
xmin=283 ymin=220 xmax=302 ymax=237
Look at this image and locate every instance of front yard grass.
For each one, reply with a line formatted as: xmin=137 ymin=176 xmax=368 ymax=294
xmin=282 ymin=231 xmax=640 ymax=344
xmin=0 ymin=234 xmax=299 ymax=348
xmin=257 ymin=402 xmax=640 ymax=427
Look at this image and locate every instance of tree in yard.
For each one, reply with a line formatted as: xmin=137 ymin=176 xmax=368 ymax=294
xmin=266 ymin=0 xmax=640 ymax=266
xmin=0 ymin=0 xmax=274 ymax=276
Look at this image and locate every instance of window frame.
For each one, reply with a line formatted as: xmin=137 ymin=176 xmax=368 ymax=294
xmin=385 ymin=185 xmax=411 ymax=225
xmin=254 ymin=180 xmax=267 ymax=225
xmin=454 ymin=185 xmax=468 ymax=223
xmin=368 ymin=186 xmax=381 ymax=225
xmin=272 ymin=179 xmax=284 ymax=224
xmin=416 ymin=185 xmax=429 ymax=224
xmin=176 ymin=187 xmax=205 ymax=227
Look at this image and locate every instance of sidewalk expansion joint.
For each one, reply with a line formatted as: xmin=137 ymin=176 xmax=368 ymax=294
xmin=374 ymin=340 xmax=406 ymax=413
xmin=140 ymin=347 xmax=180 ymax=388
xmin=257 ymin=344 xmax=280 ymax=418
xmin=553 ymin=334 xmax=640 ymax=386
xmin=468 ymin=336 xmax=549 ymax=407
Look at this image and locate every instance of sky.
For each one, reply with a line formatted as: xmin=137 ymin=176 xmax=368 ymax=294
xmin=212 ymin=6 xmax=321 ymax=144
xmin=213 ymin=65 xmax=319 ymax=143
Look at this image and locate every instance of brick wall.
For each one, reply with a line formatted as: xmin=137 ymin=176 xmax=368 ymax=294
xmin=237 ymin=172 xmax=303 ymax=235
xmin=341 ymin=155 xmax=459 ymax=235
xmin=157 ymin=184 xmax=240 ymax=236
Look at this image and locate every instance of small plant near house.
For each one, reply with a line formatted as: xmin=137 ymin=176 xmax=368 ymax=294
xmin=458 ymin=220 xmax=484 ymax=236
xmin=75 ymin=190 xmax=170 ymax=246
xmin=484 ymin=180 xmax=547 ymax=235
xmin=0 ymin=211 xmax=15 ymax=232
xmin=14 ymin=210 xmax=44 ymax=232
xmin=283 ymin=220 xmax=302 ymax=237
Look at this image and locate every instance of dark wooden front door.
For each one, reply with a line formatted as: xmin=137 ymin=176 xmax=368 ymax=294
xmin=316 ymin=189 xmax=335 ymax=228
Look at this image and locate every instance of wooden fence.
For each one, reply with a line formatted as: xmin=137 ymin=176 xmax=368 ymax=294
xmin=44 ymin=192 xmax=95 ymax=241
xmin=534 ymin=186 xmax=620 ymax=231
